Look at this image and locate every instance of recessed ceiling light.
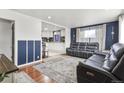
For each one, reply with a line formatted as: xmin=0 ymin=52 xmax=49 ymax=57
xmin=44 ymin=28 xmax=48 ymax=31
xmin=48 ymin=16 xmax=52 ymax=19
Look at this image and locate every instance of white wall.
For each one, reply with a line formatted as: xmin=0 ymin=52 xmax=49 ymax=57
xmin=0 ymin=10 xmax=71 ymax=65
xmin=119 ymin=15 xmax=124 ymax=44
xmin=0 ymin=19 xmax=12 ymax=60
xmin=65 ymin=28 xmax=71 ymax=48
xmin=46 ymin=42 xmax=65 ymax=53
xmin=42 ymin=31 xmax=53 ymax=37
xmin=41 ymin=29 xmax=65 ymax=37
xmin=0 ymin=10 xmax=42 ymax=66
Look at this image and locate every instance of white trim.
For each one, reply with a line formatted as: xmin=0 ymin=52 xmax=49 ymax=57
xmin=119 ymin=15 xmax=124 ymax=43
xmin=26 ymin=41 xmax=28 ymax=63
xmin=76 ymin=28 xmax=80 ymax=42
xmin=10 ymin=10 xmax=41 ymax=21
xmin=41 ymin=19 xmax=66 ymax=28
xmin=102 ymin=24 xmax=106 ymax=50
xmin=17 ymin=60 xmax=42 ymax=68
xmin=33 ymin=40 xmax=35 ymax=62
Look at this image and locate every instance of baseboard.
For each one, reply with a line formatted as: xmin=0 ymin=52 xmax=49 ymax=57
xmin=17 ymin=60 xmax=42 ymax=68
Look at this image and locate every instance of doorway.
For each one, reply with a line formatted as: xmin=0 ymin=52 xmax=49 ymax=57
xmin=0 ymin=18 xmax=15 ymax=63
xmin=41 ymin=22 xmax=65 ymax=58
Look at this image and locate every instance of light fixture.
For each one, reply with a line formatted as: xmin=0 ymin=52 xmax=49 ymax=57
xmin=44 ymin=27 xmax=48 ymax=31
xmin=48 ymin=16 xmax=52 ymax=19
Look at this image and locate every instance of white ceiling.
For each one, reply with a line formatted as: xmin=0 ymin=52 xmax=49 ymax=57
xmin=13 ymin=9 xmax=124 ymax=28
xmin=42 ymin=22 xmax=65 ymax=32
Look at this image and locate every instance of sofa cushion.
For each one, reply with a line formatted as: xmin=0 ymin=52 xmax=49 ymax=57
xmin=102 ymin=43 xmax=124 ymax=71
xmin=112 ymin=54 xmax=124 ymax=80
xmin=70 ymin=46 xmax=78 ymax=49
xmin=109 ymin=53 xmax=118 ymax=62
xmin=89 ymin=54 xmax=105 ymax=63
xmin=112 ymin=43 xmax=124 ymax=60
xmin=86 ymin=59 xmax=104 ymax=68
xmin=79 ymin=46 xmax=86 ymax=51
xmin=85 ymin=43 xmax=99 ymax=52
xmin=85 ymin=49 xmax=96 ymax=52
xmin=70 ymin=43 xmax=79 ymax=49
xmin=102 ymin=54 xmax=117 ymax=71
xmin=105 ymin=48 xmax=113 ymax=60
xmin=86 ymin=46 xmax=98 ymax=50
xmin=66 ymin=42 xmax=99 ymax=59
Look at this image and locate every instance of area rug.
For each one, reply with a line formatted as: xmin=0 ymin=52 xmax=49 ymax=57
xmin=1 ymin=71 xmax=35 ymax=83
xmin=34 ymin=55 xmax=85 ymax=83
xmin=14 ymin=71 xmax=35 ymax=83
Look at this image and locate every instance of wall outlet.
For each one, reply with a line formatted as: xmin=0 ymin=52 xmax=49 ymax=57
xmin=37 ymin=56 xmax=39 ymax=59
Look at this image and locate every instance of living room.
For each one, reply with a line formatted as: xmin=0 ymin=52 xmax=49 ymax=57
xmin=0 ymin=9 xmax=124 ymax=84
xmin=2 ymin=0 xmax=124 ymax=92
xmin=0 ymin=9 xmax=124 ymax=83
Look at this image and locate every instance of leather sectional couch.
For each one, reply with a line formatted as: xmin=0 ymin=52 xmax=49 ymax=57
xmin=66 ymin=42 xmax=99 ymax=59
xmin=77 ymin=43 xmax=124 ymax=83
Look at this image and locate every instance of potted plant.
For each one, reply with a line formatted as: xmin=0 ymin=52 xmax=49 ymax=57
xmin=0 ymin=73 xmax=8 ymax=82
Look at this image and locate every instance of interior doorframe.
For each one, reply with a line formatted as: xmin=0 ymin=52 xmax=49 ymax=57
xmin=0 ymin=17 xmax=15 ymax=64
xmin=11 ymin=22 xmax=15 ymax=63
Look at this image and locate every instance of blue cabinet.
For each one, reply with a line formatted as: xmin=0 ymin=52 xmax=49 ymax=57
xmin=35 ymin=41 xmax=41 ymax=61
xmin=28 ymin=41 xmax=34 ymax=63
xmin=18 ymin=41 xmax=26 ymax=65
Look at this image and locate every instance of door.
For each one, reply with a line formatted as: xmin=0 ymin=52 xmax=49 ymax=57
xmin=105 ymin=21 xmax=119 ymax=50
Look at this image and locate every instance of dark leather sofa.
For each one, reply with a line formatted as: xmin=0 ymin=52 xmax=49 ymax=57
xmin=77 ymin=43 xmax=124 ymax=83
xmin=66 ymin=42 xmax=99 ymax=59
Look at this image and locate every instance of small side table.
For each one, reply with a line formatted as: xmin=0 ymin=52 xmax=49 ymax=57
xmin=42 ymin=50 xmax=49 ymax=58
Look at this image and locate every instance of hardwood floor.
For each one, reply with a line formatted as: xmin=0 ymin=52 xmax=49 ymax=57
xmin=19 ymin=64 xmax=55 ymax=83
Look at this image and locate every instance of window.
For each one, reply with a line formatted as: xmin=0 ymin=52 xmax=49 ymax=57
xmin=84 ymin=29 xmax=96 ymax=38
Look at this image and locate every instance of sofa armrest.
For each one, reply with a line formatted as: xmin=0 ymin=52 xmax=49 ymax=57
xmin=77 ymin=62 xmax=119 ymax=82
xmin=94 ymin=51 xmax=108 ymax=56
